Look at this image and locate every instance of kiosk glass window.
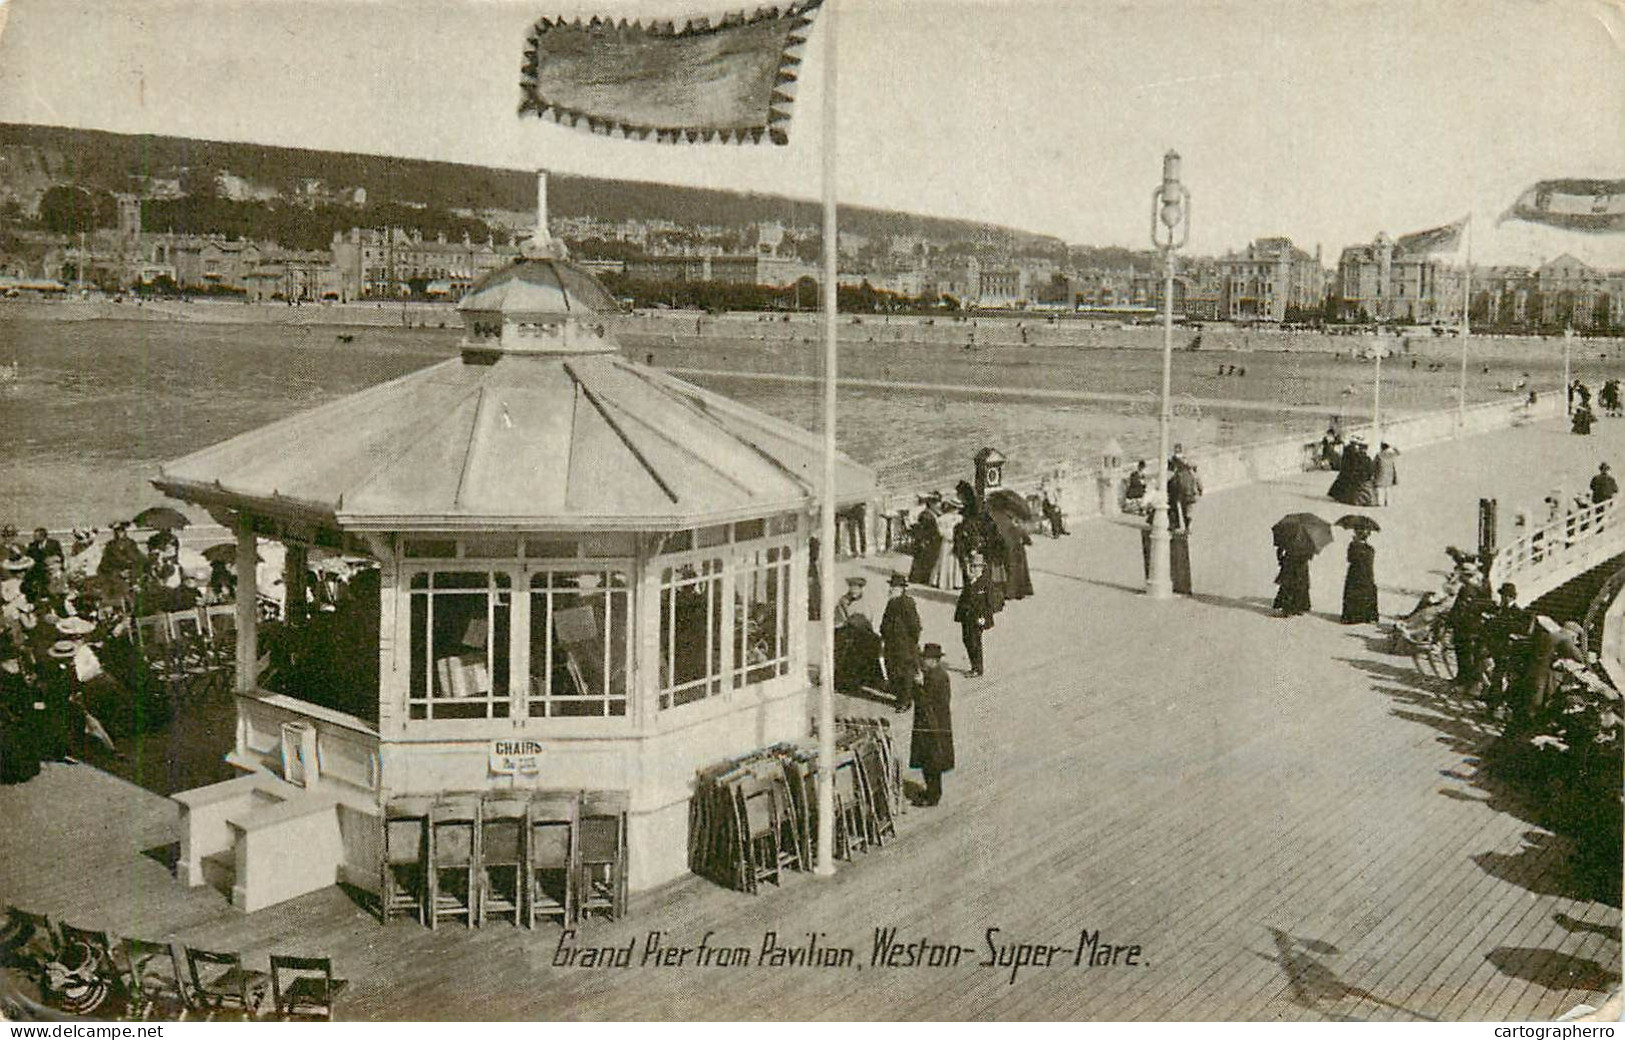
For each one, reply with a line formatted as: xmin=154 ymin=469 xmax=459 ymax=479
xmin=407 ymin=570 xmax=512 ymax=720
xmin=527 ymin=570 xmax=630 ymax=718
xmin=659 ymin=559 xmax=724 ymax=709
xmin=733 ymin=545 xmax=791 ymax=687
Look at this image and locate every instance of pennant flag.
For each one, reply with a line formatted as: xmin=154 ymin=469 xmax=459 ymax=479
xmin=1396 ymin=217 xmax=1467 ymax=256
xmin=520 ymin=2 xmax=822 ymax=145
xmin=1500 ymin=178 xmax=1625 ymax=233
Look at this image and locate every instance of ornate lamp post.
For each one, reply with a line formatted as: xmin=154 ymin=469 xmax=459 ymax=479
xmin=1147 ymin=150 xmax=1190 ymax=599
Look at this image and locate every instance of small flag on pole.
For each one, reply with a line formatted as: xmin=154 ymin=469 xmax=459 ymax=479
xmin=1500 ymin=178 xmax=1625 ymax=233
xmin=1395 ymin=216 xmax=1467 ymax=255
xmin=520 ymin=2 xmax=822 ymax=145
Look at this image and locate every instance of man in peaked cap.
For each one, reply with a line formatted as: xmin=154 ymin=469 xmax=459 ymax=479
xmin=97 ymin=523 xmax=146 ymax=583
xmin=832 ymin=575 xmax=867 ymax=629
xmin=880 ymin=572 xmax=921 ymax=713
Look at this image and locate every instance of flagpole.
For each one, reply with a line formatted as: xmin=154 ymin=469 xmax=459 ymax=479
xmin=814 ymin=0 xmax=838 ymax=879
xmin=1458 ymin=214 xmax=1472 ymax=430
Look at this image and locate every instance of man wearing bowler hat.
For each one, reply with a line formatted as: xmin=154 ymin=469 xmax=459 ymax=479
xmin=880 ymin=572 xmax=921 ymax=712
xmin=910 ymin=643 xmax=955 ymax=806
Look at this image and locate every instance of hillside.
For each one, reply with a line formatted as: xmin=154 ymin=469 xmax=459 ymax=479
xmin=0 ymin=123 xmax=1064 ymax=251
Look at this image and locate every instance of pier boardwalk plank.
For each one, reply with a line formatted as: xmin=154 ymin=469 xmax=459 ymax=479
xmin=0 ymin=414 xmax=1620 ymax=1021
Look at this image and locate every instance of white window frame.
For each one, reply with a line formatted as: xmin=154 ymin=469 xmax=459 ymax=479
xmin=404 ymin=568 xmax=514 ymax=723
xmin=657 ymin=556 xmax=726 ymax=710
xmin=731 ymin=544 xmax=793 ymax=690
xmin=654 ymin=515 xmax=799 ymax=713
xmin=526 ymin=568 xmax=632 ymax=719
xmin=396 ymin=535 xmax=637 ymax=736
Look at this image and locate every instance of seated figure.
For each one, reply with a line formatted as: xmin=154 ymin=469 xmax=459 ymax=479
xmin=834 ymin=613 xmax=886 ymax=695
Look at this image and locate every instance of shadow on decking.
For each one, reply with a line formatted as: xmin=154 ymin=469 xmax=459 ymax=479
xmin=1336 ymin=651 xmax=1624 ymax=908
xmin=1473 ymin=832 xmax=1619 ymax=906
xmin=1485 ymin=946 xmax=1621 ymax=993
xmin=1554 ymin=912 xmax=1622 ymax=943
xmin=1257 ymin=927 xmax=1437 ymax=1021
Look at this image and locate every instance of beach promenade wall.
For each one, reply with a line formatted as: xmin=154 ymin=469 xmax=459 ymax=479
xmin=0 ymin=298 xmax=458 ymax=328
xmin=9 ymin=296 xmax=1622 ymax=363
xmin=865 ymin=392 xmax=1565 ymax=544
xmin=622 ymin=311 xmax=1623 ymax=361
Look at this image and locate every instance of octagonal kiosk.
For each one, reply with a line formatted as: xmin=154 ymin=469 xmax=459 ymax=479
xmin=157 ymin=255 xmax=876 ymax=911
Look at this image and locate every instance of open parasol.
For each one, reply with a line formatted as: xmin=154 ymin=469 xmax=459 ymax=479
xmin=985 ymin=488 xmax=1033 ymax=521
xmin=131 ymin=506 xmax=190 ymax=531
xmin=1336 ymin=514 xmax=1382 ymax=534
xmin=1272 ymin=513 xmax=1335 ymax=556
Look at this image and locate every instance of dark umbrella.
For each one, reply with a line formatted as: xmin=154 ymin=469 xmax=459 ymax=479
xmin=1272 ymin=513 xmax=1335 ymax=556
xmin=131 ymin=506 xmax=190 ymax=531
xmin=985 ymin=488 xmax=1033 ymax=521
xmin=201 ymin=542 xmax=261 ymax=565
xmin=1336 ymin=514 xmax=1382 ymax=534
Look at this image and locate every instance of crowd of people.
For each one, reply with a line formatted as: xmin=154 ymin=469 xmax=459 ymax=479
xmin=1567 ymin=378 xmax=1623 ymax=435
xmin=0 ymin=515 xmax=377 ymax=785
xmin=1405 ymin=548 xmax=1594 ymax=731
xmin=828 ymin=478 xmax=1064 ymax=807
xmin=1320 ymin=430 xmax=1401 ymax=507
xmin=0 ymin=521 xmax=210 ymax=784
xmin=1121 ymin=446 xmax=1204 ymax=528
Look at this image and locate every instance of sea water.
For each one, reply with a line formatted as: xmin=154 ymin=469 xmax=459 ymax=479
xmin=0 ymin=313 xmax=1590 ymax=528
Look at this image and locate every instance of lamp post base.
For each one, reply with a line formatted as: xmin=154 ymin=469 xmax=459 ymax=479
xmin=1145 ymin=508 xmax=1174 ymax=600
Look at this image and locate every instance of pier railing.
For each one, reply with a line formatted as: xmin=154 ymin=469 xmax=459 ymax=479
xmin=1490 ymin=497 xmax=1625 ymax=607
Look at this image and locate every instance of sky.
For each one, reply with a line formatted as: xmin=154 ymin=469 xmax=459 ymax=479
xmin=0 ymin=0 xmax=1621 ymax=266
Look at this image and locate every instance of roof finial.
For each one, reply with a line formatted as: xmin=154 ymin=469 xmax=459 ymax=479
xmin=522 ymin=169 xmax=569 ymax=260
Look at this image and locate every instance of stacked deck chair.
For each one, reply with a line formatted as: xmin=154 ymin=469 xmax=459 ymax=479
xmin=689 ymin=721 xmax=903 ymax=892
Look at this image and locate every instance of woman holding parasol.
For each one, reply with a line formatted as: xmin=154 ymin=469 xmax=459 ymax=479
xmin=1338 ymin=515 xmax=1381 ymax=624
xmin=1272 ymin=513 xmax=1333 ymax=617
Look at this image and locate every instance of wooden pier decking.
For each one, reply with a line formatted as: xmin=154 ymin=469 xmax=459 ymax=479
xmin=1 ymin=414 xmax=1619 ymax=1021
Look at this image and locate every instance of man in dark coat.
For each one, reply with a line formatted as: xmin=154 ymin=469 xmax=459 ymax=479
xmin=25 ymin=528 xmax=63 ymax=576
xmin=833 ymin=577 xmax=884 ymax=695
xmin=1589 ymin=463 xmax=1617 ymax=504
xmin=97 ymin=523 xmax=146 ymax=583
xmin=1483 ymin=582 xmax=1534 ymax=712
xmin=1168 ymin=461 xmax=1203 ymax=531
xmin=880 ymin=573 xmax=921 ymax=712
xmin=954 ymin=556 xmax=994 ymax=678
xmin=1448 ymin=567 xmax=1492 ymax=692
xmin=909 ymin=643 xmax=954 ymax=806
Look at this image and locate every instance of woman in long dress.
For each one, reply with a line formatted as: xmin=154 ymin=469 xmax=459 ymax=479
xmin=1328 ymin=440 xmax=1371 ymax=505
xmin=907 ymin=505 xmax=940 ymax=586
xmin=1340 ymin=530 xmax=1379 ymax=623
xmin=932 ymin=506 xmax=963 ymax=591
xmin=1273 ymin=545 xmax=1313 ymax=616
